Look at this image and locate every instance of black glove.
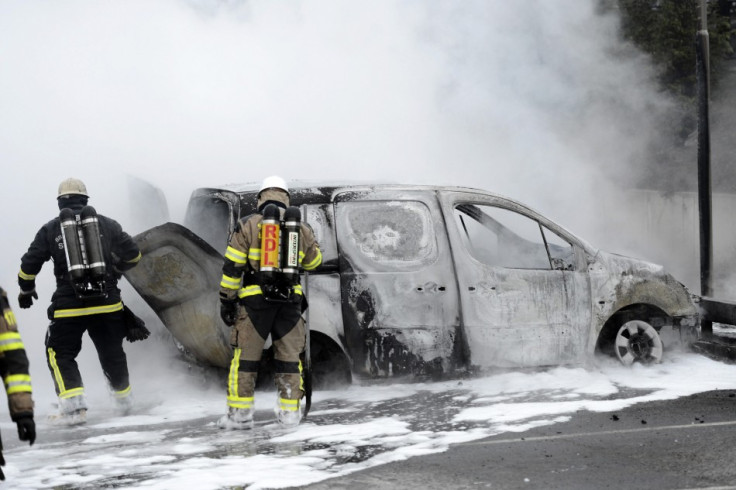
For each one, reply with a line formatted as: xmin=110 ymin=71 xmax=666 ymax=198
xmin=220 ymin=299 xmax=238 ymax=326
xmin=15 ymin=416 xmax=35 ymax=445
xmin=17 ymin=290 xmax=37 ymax=309
xmin=123 ymin=305 xmax=150 ymax=342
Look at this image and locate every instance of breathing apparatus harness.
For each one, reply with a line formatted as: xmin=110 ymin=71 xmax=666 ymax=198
xmin=247 ymin=203 xmax=303 ymax=303
xmin=59 ymin=205 xmax=108 ymax=299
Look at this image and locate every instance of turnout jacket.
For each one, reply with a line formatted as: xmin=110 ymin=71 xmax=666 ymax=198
xmin=0 ymin=287 xmax=33 ymax=420
xmin=220 ymin=189 xmax=322 ymax=302
xmin=18 ymin=204 xmax=141 ymax=318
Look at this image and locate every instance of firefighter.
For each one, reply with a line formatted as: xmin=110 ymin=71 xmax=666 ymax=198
xmin=218 ymin=176 xmax=322 ymax=429
xmin=0 ymin=286 xmax=35 ymax=481
xmin=17 ymin=178 xmax=145 ymax=425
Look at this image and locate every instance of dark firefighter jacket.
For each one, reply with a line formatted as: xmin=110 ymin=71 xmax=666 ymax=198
xmin=0 ymin=287 xmax=33 ymax=420
xmin=219 ymin=188 xmax=322 ymax=302
xmin=18 ymin=204 xmax=141 ymax=319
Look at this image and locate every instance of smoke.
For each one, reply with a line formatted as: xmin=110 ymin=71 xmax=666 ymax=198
xmin=0 ymin=1 xmax=690 ymax=410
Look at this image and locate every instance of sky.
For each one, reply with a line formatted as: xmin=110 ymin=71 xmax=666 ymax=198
xmin=1 ymin=1 xmax=735 ymax=487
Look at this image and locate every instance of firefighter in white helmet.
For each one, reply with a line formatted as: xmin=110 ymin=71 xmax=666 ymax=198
xmin=17 ymin=178 xmax=147 ymax=425
xmin=218 ymin=176 xmax=322 ymax=429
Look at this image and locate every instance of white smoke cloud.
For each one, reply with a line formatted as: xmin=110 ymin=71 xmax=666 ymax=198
xmin=0 ymin=0 xmax=682 ymax=410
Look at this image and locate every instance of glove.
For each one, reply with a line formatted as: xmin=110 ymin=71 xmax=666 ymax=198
xmin=17 ymin=290 xmax=37 ymax=309
xmin=15 ymin=416 xmax=35 ymax=445
xmin=220 ymin=299 xmax=238 ymax=326
xmin=123 ymin=306 xmax=150 ymax=342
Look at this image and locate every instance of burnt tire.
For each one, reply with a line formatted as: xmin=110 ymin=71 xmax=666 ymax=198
xmin=614 ymin=320 xmax=663 ymax=365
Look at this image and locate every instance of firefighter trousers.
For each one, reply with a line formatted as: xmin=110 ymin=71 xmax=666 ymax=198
xmin=227 ymin=296 xmax=305 ymax=410
xmin=45 ymin=311 xmax=130 ymax=405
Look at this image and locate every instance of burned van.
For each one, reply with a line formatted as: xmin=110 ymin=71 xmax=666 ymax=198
xmin=124 ymin=184 xmax=700 ymax=384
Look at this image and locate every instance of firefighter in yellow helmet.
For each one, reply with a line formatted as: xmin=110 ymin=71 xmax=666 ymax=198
xmin=218 ymin=176 xmax=322 ymax=429
xmin=0 ymin=286 xmax=35 ymax=481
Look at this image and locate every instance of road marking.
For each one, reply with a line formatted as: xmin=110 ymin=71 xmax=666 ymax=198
xmin=461 ymin=419 xmax=736 ymax=446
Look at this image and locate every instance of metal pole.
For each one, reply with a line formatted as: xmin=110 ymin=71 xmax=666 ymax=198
xmin=696 ymin=0 xmax=713 ymax=335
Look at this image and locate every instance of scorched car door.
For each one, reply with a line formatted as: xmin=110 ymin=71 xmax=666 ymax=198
xmin=334 ymin=189 xmax=462 ymax=378
xmin=440 ymin=192 xmax=591 ymax=368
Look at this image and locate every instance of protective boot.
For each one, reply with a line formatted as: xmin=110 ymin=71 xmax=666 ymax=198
xmin=275 ymin=398 xmax=302 ymax=429
xmin=114 ymin=394 xmax=134 ymax=416
xmin=48 ymin=395 xmax=88 ymax=426
xmin=217 ymin=407 xmax=254 ymax=430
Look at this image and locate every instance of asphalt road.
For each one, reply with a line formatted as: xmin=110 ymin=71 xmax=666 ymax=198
xmin=296 ymin=389 xmax=736 ymax=490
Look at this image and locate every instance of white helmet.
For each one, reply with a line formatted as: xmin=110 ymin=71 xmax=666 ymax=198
xmin=58 ymin=178 xmax=89 ymax=198
xmin=258 ymin=175 xmax=289 ymax=196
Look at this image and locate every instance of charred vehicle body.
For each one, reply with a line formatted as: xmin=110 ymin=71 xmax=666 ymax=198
xmin=125 ymin=184 xmax=700 ymax=384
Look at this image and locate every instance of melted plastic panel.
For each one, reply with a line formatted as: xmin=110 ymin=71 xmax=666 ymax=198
xmin=124 ymin=223 xmax=232 ymax=368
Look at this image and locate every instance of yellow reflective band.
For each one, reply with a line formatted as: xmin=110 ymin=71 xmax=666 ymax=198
xmin=53 ymin=302 xmax=124 ymax=318
xmin=302 ymin=249 xmax=322 ymax=271
xmin=279 ymin=398 xmax=299 ymax=411
xmin=227 ymin=395 xmax=254 ymax=409
xmin=225 ymin=246 xmax=248 ymax=264
xmin=299 ymin=360 xmax=304 ymax=391
xmin=0 ymin=332 xmax=24 ymax=352
xmin=228 ymin=348 xmax=241 ymax=398
xmin=48 ymin=348 xmax=66 ymax=393
xmin=59 ymin=387 xmax=84 ymax=399
xmin=114 ymin=385 xmax=132 ymax=399
xmin=293 ymin=285 xmax=303 ymax=296
xmin=18 ymin=269 xmax=36 ymax=281
xmin=238 ymin=285 xmax=262 ymax=298
xmin=3 ymin=309 xmax=17 ymax=327
xmin=220 ymin=274 xmax=241 ymax=290
xmin=4 ymin=374 xmax=32 ymax=394
xmin=247 ymin=248 xmax=261 ymax=260
xmin=126 ymin=252 xmax=142 ymax=264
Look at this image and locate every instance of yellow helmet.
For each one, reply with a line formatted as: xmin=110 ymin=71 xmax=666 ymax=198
xmin=58 ymin=178 xmax=89 ymax=198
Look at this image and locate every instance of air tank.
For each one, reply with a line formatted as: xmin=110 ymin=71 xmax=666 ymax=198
xmin=80 ymin=206 xmax=106 ymax=281
xmin=59 ymin=208 xmax=86 ymax=283
xmin=260 ymin=204 xmax=281 ymax=283
xmin=281 ymin=206 xmax=301 ymax=284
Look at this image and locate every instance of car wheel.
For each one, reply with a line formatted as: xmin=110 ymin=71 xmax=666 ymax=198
xmin=615 ymin=320 xmax=663 ymax=365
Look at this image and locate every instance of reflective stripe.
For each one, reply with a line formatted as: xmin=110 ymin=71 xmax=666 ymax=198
xmin=238 ymin=285 xmax=263 ymax=298
xmin=48 ymin=348 xmax=84 ymax=399
xmin=114 ymin=385 xmax=132 ymax=399
xmin=125 ymin=252 xmax=142 ymax=264
xmin=53 ymin=302 xmax=123 ymax=319
xmin=299 ymin=360 xmax=304 ymax=391
xmin=4 ymin=374 xmax=32 ymax=394
xmin=59 ymin=387 xmax=84 ymax=399
xmin=220 ymin=274 xmax=241 ymax=290
xmin=302 ymin=249 xmax=322 ymax=271
xmin=0 ymin=332 xmax=24 ymax=352
xmin=227 ymin=395 xmax=254 ymax=409
xmin=228 ymin=348 xmax=241 ymax=398
xmin=293 ymin=285 xmax=303 ymax=296
xmin=279 ymin=398 xmax=299 ymax=412
xmin=3 ymin=309 xmax=17 ymax=327
xmin=225 ymin=246 xmax=248 ymax=264
xmin=18 ymin=269 xmax=36 ymax=281
xmin=248 ymin=248 xmax=261 ymax=261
